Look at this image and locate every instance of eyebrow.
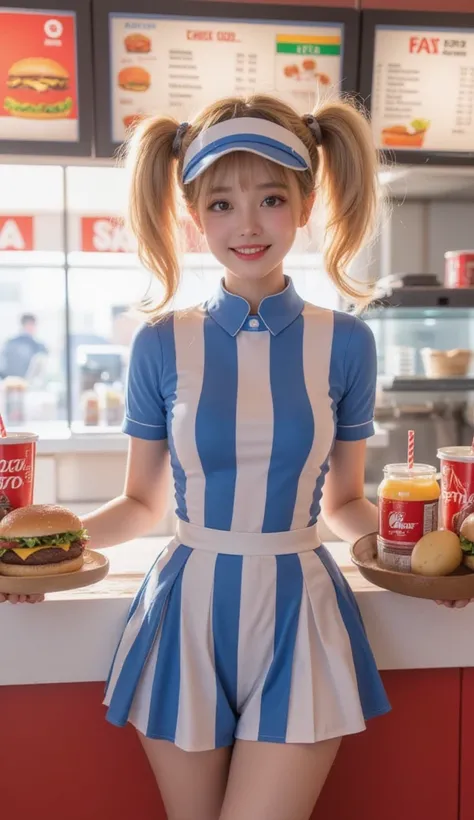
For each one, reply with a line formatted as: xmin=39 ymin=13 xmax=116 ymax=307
xmin=208 ymin=181 xmax=289 ymax=194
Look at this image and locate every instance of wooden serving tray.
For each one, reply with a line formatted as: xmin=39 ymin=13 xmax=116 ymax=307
xmin=0 ymin=549 xmax=109 ymax=595
xmin=351 ymin=533 xmax=474 ymax=602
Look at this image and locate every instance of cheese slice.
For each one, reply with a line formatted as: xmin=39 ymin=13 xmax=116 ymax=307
xmin=11 ymin=543 xmax=71 ymax=561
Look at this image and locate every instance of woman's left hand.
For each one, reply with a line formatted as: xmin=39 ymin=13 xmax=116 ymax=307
xmin=436 ymin=599 xmax=474 ymax=609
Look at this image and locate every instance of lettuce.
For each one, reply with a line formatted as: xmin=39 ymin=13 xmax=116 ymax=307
xmin=460 ymin=535 xmax=474 ymax=555
xmin=0 ymin=529 xmax=88 ymax=549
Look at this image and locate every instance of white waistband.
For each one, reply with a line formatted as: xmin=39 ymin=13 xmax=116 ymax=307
xmin=176 ymin=520 xmax=320 ymax=556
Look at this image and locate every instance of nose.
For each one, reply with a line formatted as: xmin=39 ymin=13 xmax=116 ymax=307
xmin=238 ymin=206 xmax=263 ymax=237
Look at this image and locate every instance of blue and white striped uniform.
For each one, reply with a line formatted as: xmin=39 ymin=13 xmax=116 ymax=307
xmin=104 ymin=277 xmax=390 ymax=751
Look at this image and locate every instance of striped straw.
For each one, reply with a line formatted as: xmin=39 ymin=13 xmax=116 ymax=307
xmin=408 ymin=429 xmax=415 ymax=471
xmin=0 ymin=413 xmax=6 ymax=438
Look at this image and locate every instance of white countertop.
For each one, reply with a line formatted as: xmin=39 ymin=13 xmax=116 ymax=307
xmin=1 ymin=537 xmax=473 ymax=686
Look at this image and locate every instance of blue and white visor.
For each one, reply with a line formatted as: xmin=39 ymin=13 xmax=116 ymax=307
xmin=182 ymin=117 xmax=312 ymax=185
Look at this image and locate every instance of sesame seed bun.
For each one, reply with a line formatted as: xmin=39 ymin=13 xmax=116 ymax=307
xmin=8 ymin=57 xmax=69 ymax=80
xmin=0 ymin=504 xmax=82 ymax=539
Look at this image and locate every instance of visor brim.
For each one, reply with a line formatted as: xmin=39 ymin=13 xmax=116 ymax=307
xmin=183 ymin=137 xmax=309 ymax=184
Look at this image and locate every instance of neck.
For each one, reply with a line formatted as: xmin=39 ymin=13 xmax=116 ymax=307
xmin=224 ymin=265 xmax=286 ymax=314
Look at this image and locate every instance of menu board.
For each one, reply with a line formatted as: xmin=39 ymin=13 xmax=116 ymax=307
xmin=369 ymin=22 xmax=474 ymax=156
xmin=109 ymin=14 xmax=344 ymax=145
xmin=0 ymin=7 xmax=79 ymax=142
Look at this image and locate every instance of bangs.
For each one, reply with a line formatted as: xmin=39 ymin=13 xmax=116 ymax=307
xmin=194 ymin=151 xmax=294 ymax=201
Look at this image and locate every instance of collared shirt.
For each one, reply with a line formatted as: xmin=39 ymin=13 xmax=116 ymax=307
xmin=124 ymin=277 xmax=376 ymax=534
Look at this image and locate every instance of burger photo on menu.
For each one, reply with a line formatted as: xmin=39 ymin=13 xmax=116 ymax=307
xmin=118 ymin=66 xmax=151 ymax=92
xmin=123 ymin=113 xmax=146 ymax=131
xmin=0 ymin=504 xmax=88 ymax=577
xmin=4 ymin=57 xmax=72 ymax=119
xmin=124 ymin=33 xmax=151 ymax=53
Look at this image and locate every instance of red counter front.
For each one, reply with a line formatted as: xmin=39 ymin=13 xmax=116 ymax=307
xmin=1 ymin=669 xmax=461 ymax=820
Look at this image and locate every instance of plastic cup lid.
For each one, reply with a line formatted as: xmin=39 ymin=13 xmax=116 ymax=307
xmin=437 ymin=446 xmax=474 ymax=463
xmin=0 ymin=432 xmax=38 ymax=445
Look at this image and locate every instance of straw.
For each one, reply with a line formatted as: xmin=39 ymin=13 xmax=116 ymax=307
xmin=0 ymin=413 xmax=6 ymax=438
xmin=408 ymin=429 xmax=415 ymax=471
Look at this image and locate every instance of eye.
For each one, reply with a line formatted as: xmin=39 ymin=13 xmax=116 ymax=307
xmin=209 ymin=200 xmax=232 ymax=212
xmin=262 ymin=195 xmax=286 ymax=208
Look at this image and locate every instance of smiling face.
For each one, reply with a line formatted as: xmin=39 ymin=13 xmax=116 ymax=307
xmin=190 ymin=152 xmax=314 ymax=289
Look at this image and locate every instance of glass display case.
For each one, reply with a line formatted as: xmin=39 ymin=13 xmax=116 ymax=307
xmin=366 ymin=303 xmax=474 ymax=383
xmin=364 ymin=291 xmax=474 ymax=492
xmin=0 ymin=162 xmax=338 ymax=435
xmin=366 ymin=286 xmax=474 ymax=389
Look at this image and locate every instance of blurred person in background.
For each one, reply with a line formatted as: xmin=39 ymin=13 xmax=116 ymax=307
xmin=0 ymin=313 xmax=48 ymax=380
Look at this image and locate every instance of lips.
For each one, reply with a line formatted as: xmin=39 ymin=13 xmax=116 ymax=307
xmin=230 ymin=245 xmax=270 ymax=261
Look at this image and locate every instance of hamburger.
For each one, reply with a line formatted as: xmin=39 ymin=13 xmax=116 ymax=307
xmin=118 ymin=66 xmax=150 ymax=92
xmin=0 ymin=504 xmax=88 ymax=577
xmin=459 ymin=513 xmax=474 ymax=570
xmin=5 ymin=57 xmax=72 ymax=120
xmin=124 ymin=33 xmax=151 ymax=53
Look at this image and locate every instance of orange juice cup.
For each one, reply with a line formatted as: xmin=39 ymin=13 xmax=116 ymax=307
xmin=0 ymin=432 xmax=38 ymax=517
xmin=377 ymin=463 xmax=440 ymax=572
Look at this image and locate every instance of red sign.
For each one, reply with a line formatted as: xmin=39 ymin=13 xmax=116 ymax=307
xmin=0 ymin=216 xmax=34 ymax=251
xmin=0 ymin=10 xmax=78 ymax=139
xmin=409 ymin=36 xmax=440 ymax=55
xmin=81 ymin=215 xmax=202 ymax=253
xmin=81 ymin=217 xmax=136 ymax=253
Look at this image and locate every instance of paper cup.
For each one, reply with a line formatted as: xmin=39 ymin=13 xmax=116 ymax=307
xmin=0 ymin=433 xmax=38 ymax=517
xmin=438 ymin=446 xmax=474 ymax=533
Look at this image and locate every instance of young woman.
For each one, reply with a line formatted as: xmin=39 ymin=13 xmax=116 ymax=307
xmin=1 ymin=94 xmax=468 ymax=818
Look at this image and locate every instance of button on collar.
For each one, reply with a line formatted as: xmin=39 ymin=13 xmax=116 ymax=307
xmin=207 ymin=276 xmax=304 ymax=337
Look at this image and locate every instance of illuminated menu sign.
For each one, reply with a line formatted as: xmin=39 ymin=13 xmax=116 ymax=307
xmin=109 ymin=14 xmax=344 ymax=144
xmin=371 ymin=25 xmax=474 ymax=154
xmin=0 ymin=7 xmax=79 ymax=142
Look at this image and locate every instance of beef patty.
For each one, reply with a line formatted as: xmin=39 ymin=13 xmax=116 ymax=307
xmin=1 ymin=540 xmax=85 ymax=565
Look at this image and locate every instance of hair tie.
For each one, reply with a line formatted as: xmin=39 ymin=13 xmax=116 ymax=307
xmin=172 ymin=122 xmax=189 ymax=158
xmin=302 ymin=114 xmax=323 ymax=147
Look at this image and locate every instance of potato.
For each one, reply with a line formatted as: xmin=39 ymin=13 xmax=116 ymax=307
xmin=411 ymin=530 xmax=462 ymax=577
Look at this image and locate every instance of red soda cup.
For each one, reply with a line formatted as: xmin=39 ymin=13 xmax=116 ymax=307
xmin=0 ymin=432 xmax=38 ymax=517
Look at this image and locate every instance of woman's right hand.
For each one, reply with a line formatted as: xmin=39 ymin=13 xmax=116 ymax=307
xmin=0 ymin=593 xmax=45 ymax=604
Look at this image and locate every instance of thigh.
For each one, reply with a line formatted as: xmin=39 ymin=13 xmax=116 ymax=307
xmin=219 ymin=737 xmax=341 ymax=820
xmin=138 ymin=732 xmax=232 ymax=820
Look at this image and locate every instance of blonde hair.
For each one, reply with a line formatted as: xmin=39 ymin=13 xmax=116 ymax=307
xmin=126 ymin=94 xmax=380 ymax=319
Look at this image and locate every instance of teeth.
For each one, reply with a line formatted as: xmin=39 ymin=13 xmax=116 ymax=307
xmin=234 ymin=247 xmax=266 ymax=255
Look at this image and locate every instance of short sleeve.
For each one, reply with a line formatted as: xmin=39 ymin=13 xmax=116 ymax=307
xmin=336 ymin=317 xmax=376 ymax=442
xmin=122 ymin=324 xmax=167 ymax=441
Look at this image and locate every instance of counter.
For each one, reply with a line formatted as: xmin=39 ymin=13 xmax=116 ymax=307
xmin=1 ymin=537 xmax=473 ymax=687
xmin=1 ymin=537 xmax=472 ymax=820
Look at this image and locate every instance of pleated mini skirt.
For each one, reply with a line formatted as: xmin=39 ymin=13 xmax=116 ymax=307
xmin=103 ymin=521 xmax=390 ymax=751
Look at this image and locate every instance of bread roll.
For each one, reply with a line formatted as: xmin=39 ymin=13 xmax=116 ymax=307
xmin=411 ymin=530 xmax=462 ymax=577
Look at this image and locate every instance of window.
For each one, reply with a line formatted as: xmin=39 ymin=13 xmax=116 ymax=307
xmin=0 ymin=162 xmax=338 ymax=433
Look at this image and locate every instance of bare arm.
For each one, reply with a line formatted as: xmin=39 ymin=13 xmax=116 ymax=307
xmin=81 ymin=437 xmax=171 ymax=549
xmin=321 ymin=439 xmax=376 ymax=544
